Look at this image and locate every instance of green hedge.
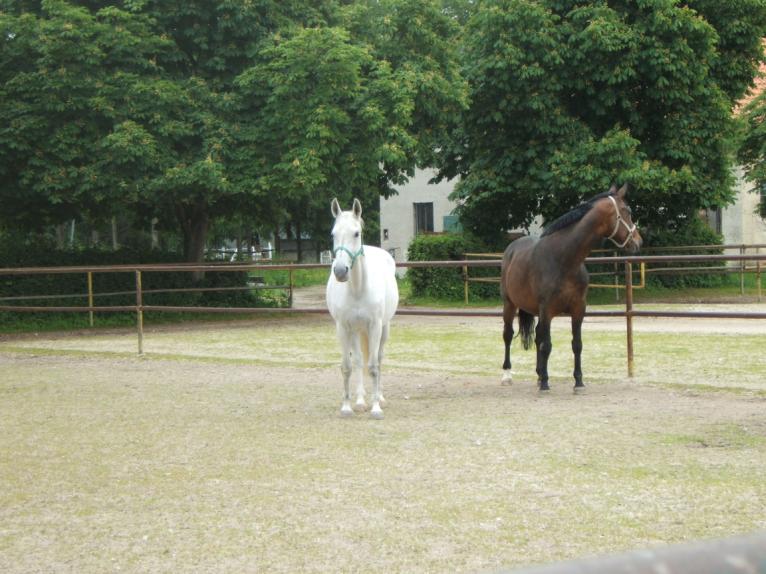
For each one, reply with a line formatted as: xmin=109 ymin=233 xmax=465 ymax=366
xmin=641 ymin=218 xmax=726 ymax=288
xmin=406 ymin=219 xmax=727 ymax=302
xmin=407 ymin=233 xmax=499 ymax=300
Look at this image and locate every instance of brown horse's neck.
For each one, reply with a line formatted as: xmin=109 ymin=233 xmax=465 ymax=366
xmin=542 ymin=207 xmax=605 ymax=269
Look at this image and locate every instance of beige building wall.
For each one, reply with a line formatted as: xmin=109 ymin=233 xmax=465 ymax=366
xmin=380 ymin=168 xmax=542 ymax=275
xmin=723 ymin=168 xmax=766 ymax=246
xmin=381 ymin=167 xmax=766 ymax=273
xmin=379 ymin=168 xmax=457 ymax=269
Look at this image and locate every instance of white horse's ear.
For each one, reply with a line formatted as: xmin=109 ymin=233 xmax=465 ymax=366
xmin=352 ymin=198 xmax=362 ymax=219
xmin=617 ymin=183 xmax=629 ymax=198
xmin=331 ymin=198 xmax=341 ymax=218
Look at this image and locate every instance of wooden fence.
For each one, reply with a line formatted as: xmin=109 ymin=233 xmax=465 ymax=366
xmin=1 ymin=252 xmax=765 ymax=376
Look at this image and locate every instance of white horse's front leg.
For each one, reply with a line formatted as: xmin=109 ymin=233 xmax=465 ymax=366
xmin=338 ymin=328 xmax=354 ymax=417
xmin=352 ymin=335 xmax=367 ymax=412
xmin=367 ymin=321 xmax=384 ymax=419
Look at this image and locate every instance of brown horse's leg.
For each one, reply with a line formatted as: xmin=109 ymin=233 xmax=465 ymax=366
xmin=571 ymin=311 xmax=585 ymax=390
xmin=535 ymin=309 xmax=552 ymax=391
xmin=501 ymin=300 xmax=516 ymax=384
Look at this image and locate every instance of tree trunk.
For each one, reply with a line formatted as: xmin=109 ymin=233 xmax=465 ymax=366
xmin=295 ymin=218 xmax=303 ymax=263
xmin=55 ymin=223 xmax=67 ymax=249
xmin=150 ymin=218 xmax=159 ymax=250
xmin=176 ymin=202 xmax=210 ymax=281
xmin=111 ymin=217 xmax=119 ymax=250
xmin=273 ymin=226 xmax=280 ymax=259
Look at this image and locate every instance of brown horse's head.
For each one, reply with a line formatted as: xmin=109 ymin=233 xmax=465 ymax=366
xmin=602 ymin=183 xmax=642 ymax=252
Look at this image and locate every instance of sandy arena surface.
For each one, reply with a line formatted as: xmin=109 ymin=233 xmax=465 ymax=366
xmin=1 ymin=297 xmax=765 ymax=573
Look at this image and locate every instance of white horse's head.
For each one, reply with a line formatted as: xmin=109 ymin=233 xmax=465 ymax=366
xmin=330 ymin=198 xmax=364 ymax=282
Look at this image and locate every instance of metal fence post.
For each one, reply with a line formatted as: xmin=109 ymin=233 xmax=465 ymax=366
xmin=135 ymin=270 xmax=144 ymax=355
xmin=87 ymin=271 xmax=94 ymax=327
xmin=625 ymin=262 xmax=634 ymax=378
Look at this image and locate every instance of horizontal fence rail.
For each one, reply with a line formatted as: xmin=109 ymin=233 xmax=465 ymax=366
xmin=0 ymin=285 xmax=289 ymax=303
xmin=464 ymin=246 xmax=764 ymax=303
xmin=1 ymin=253 xmax=765 ymax=274
xmin=1 ymin=250 xmax=765 ymax=371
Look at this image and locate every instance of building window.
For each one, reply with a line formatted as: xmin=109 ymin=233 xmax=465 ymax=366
xmin=414 ymin=202 xmax=434 ymax=234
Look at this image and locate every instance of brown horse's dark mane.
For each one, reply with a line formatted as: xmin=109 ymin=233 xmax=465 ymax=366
xmin=540 ymin=191 xmax=614 ymax=238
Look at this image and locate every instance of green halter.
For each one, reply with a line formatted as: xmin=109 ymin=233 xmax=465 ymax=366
xmin=332 ymin=244 xmax=365 ymax=268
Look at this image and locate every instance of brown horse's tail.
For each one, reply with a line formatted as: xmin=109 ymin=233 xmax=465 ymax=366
xmin=518 ymin=310 xmax=535 ymax=350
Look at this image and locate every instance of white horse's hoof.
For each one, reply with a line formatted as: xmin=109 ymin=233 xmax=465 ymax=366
xmin=370 ymin=405 xmax=384 ymax=420
xmin=340 ymin=403 xmax=354 ymax=417
xmin=573 ymin=385 xmax=586 ymax=394
xmin=354 ymin=399 xmax=368 ymax=412
xmin=501 ymin=370 xmax=513 ymax=385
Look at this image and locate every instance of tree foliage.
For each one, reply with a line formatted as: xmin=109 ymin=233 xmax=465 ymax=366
xmin=4 ymin=0 xmax=765 ymax=259
xmin=685 ymin=0 xmax=766 ymax=102
xmin=0 ymin=1 xmax=166 ymax=229
xmin=1 ymin=0 xmax=466 ymax=263
xmin=440 ymin=0 xmax=766 ymax=244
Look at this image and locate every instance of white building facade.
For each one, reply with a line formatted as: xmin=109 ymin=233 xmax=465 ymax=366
xmin=721 ymin=168 xmax=766 ymax=246
xmin=379 ymin=168 xmax=458 ymax=266
xmin=382 ymin=168 xmax=766 ymax=269
xmin=380 ymin=168 xmax=542 ymax=273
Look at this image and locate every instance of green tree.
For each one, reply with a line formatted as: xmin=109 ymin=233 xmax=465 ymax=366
xmin=685 ymin=0 xmax=766 ymax=102
xmin=2 ymin=0 xmax=466 ymax=266
xmin=0 ymin=1 xmax=166 ymax=232
xmin=235 ymin=2 xmax=467 ymax=253
xmin=97 ymin=1 xmax=342 ymax=266
xmin=439 ymin=0 xmax=766 ymax=245
xmin=1 ymin=1 xmax=338 ymax=263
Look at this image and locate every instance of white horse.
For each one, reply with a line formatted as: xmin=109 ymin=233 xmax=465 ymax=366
xmin=326 ymin=198 xmax=399 ymax=419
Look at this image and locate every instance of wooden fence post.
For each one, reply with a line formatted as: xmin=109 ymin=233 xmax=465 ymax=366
xmin=87 ymin=271 xmax=94 ymax=327
xmin=288 ymin=269 xmax=294 ymax=308
xmin=463 ymin=265 xmax=469 ymax=305
xmin=740 ymin=245 xmax=746 ymax=296
xmin=136 ymin=270 xmax=144 ymax=355
xmin=625 ymin=262 xmax=634 ymax=378
xmin=757 ymin=248 xmax=762 ymax=303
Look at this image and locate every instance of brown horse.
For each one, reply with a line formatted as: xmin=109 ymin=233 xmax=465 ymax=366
xmin=500 ymin=183 xmax=642 ymax=391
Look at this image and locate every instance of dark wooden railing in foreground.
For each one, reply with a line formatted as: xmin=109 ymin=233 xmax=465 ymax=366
xmin=501 ymin=531 xmax=766 ymax=574
xmin=1 ymin=253 xmax=765 ymax=374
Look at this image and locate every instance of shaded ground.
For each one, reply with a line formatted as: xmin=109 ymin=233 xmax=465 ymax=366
xmin=1 ymin=307 xmax=765 ymax=573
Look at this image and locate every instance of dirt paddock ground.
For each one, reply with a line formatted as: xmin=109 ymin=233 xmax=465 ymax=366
xmin=1 ymin=308 xmax=765 ymax=573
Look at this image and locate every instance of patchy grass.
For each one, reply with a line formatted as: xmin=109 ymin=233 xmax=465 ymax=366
xmin=1 ymin=314 xmax=765 ymax=573
xmin=2 ymin=312 xmax=765 ymax=391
